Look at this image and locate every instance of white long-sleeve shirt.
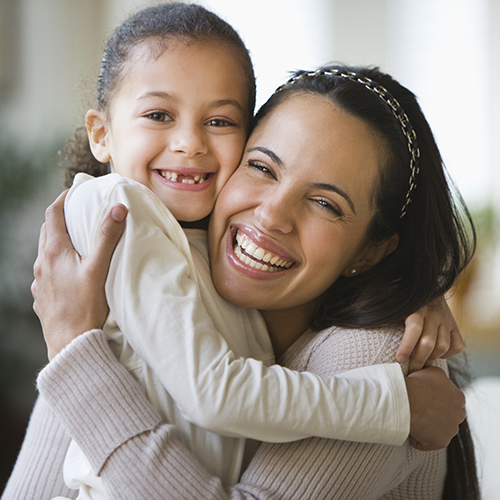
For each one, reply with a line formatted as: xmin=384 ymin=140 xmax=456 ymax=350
xmin=61 ymin=173 xmax=409 ymax=495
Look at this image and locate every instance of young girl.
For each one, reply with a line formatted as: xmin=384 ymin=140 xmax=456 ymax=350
xmin=51 ymin=3 xmax=460 ymax=499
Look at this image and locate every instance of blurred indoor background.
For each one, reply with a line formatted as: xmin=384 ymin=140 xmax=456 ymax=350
xmin=1 ymin=0 xmax=499 ymax=496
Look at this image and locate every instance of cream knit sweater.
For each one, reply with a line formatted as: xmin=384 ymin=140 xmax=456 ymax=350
xmin=2 ymin=326 xmax=446 ymax=499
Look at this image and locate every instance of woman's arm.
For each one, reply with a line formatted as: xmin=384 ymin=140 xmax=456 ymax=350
xmin=36 ymin=327 xmax=453 ymax=500
xmin=0 ymin=398 xmax=77 ymax=500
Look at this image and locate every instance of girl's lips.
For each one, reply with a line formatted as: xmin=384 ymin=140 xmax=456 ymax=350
xmin=225 ymin=225 xmax=297 ymax=277
xmin=153 ymin=168 xmax=214 ymax=191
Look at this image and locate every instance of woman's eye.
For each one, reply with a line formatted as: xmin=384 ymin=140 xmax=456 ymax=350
xmin=315 ymin=198 xmax=343 ymax=217
xmin=146 ymin=111 xmax=172 ymax=122
xmin=206 ymin=118 xmax=234 ymax=127
xmin=247 ymin=160 xmax=275 ymax=177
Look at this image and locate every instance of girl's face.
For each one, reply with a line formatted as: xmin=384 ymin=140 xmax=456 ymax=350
xmin=209 ymin=94 xmax=390 ymax=315
xmin=86 ymin=40 xmax=249 ymax=222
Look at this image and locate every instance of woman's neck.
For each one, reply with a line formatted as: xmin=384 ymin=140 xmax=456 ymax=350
xmin=260 ymin=300 xmax=319 ymax=359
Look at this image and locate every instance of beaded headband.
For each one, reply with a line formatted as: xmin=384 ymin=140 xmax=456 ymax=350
xmin=274 ymin=69 xmax=420 ymax=218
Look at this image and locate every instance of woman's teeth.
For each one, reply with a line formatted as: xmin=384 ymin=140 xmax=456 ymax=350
xmin=159 ymin=171 xmax=208 ymax=184
xmin=235 ymin=232 xmax=293 ymax=272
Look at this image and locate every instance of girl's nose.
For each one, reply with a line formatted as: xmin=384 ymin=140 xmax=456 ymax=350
xmin=170 ymin=122 xmax=208 ymax=158
xmin=254 ymin=190 xmax=295 ymax=235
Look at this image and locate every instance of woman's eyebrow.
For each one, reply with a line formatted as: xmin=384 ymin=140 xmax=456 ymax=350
xmin=308 ymin=183 xmax=356 ymax=214
xmin=246 ymin=147 xmax=283 ymax=167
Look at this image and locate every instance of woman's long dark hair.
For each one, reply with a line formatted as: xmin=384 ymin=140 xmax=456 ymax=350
xmin=255 ymin=66 xmax=476 ymax=329
xmin=254 ymin=66 xmax=479 ymax=499
xmin=60 ymin=2 xmax=255 ymax=188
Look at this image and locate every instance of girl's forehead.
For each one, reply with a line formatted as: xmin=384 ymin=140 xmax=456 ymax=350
xmin=120 ymin=39 xmax=253 ymax=114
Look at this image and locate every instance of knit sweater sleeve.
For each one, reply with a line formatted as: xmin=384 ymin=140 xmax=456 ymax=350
xmin=1 ymin=397 xmax=77 ymax=500
xmin=36 ymin=328 xmax=446 ymax=500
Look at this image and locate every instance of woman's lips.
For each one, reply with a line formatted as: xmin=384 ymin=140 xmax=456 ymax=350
xmin=229 ymin=227 xmax=296 ymax=274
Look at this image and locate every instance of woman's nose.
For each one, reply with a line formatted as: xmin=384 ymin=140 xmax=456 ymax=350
xmin=254 ymin=191 xmax=295 ymax=234
xmin=170 ymin=122 xmax=208 ymax=158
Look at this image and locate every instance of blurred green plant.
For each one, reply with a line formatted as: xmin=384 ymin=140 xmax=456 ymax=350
xmin=472 ymin=204 xmax=500 ymax=248
xmin=0 ymin=139 xmax=64 ymax=488
xmin=0 ymin=140 xmax=61 ymax=409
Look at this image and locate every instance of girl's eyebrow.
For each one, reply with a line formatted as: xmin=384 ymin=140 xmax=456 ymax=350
xmin=210 ymin=99 xmax=244 ymax=112
xmin=136 ymin=92 xmax=243 ymax=112
xmin=137 ymin=91 xmax=174 ymax=102
xmin=247 ymin=146 xmax=356 ymax=214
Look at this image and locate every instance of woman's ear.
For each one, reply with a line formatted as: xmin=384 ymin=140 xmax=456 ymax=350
xmin=85 ymin=109 xmax=111 ymax=163
xmin=342 ymin=233 xmax=399 ymax=277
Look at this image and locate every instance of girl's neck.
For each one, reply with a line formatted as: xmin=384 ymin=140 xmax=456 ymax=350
xmin=260 ymin=300 xmax=319 ymax=359
xmin=179 ymin=215 xmax=210 ymax=230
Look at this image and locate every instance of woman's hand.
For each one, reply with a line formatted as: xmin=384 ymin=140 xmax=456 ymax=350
xmin=397 ymin=296 xmax=464 ymax=372
xmin=31 ymin=191 xmax=127 ymax=360
xmin=405 ymin=366 xmax=466 ymax=451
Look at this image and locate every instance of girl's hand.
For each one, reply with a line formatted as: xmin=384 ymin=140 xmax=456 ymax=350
xmin=397 ymin=296 xmax=464 ymax=372
xmin=31 ymin=191 xmax=127 ymax=360
xmin=405 ymin=366 xmax=466 ymax=451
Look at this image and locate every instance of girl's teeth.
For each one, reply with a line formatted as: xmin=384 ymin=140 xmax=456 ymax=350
xmin=234 ymin=231 xmax=293 ymax=271
xmin=160 ymin=171 xmax=207 ymax=184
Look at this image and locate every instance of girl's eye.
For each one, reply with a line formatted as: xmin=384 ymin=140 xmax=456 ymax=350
xmin=206 ymin=118 xmax=234 ymax=127
xmin=315 ymin=198 xmax=343 ymax=218
xmin=146 ymin=111 xmax=172 ymax=122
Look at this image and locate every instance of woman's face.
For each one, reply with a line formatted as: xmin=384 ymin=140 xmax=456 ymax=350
xmin=209 ymin=93 xmax=386 ymax=313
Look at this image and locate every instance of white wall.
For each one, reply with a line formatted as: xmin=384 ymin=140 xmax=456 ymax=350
xmin=1 ymin=0 xmax=496 ymax=209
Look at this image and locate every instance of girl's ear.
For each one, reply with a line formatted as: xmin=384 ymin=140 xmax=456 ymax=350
xmin=342 ymin=233 xmax=399 ymax=277
xmin=85 ymin=109 xmax=111 ymax=163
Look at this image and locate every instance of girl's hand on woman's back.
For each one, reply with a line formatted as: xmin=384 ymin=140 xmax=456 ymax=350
xmin=397 ymin=296 xmax=464 ymax=372
xmin=31 ymin=192 xmax=127 ymax=360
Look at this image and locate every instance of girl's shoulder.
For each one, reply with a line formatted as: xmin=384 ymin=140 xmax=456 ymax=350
xmin=281 ymin=324 xmax=406 ymax=377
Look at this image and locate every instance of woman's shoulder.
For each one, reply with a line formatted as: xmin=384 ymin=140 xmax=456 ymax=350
xmin=281 ymin=324 xmax=406 ymax=377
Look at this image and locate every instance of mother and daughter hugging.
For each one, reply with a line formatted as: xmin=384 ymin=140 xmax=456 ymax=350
xmin=3 ymin=3 xmax=478 ymax=500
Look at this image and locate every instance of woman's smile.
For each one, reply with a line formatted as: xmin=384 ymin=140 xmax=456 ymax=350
xmin=228 ymin=225 xmax=296 ymax=275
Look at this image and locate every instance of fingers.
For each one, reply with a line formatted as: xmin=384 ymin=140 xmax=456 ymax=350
xmin=43 ymin=190 xmax=74 ymax=256
xmin=440 ymin=328 xmax=465 ymax=359
xmin=87 ymin=204 xmax=127 ymax=279
xmin=44 ymin=190 xmax=68 ymax=232
xmin=407 ymin=366 xmax=466 ymax=450
xmin=410 ymin=322 xmax=451 ymax=372
xmin=397 ymin=312 xmax=424 ymax=363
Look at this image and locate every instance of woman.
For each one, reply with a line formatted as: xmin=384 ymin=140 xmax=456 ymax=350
xmin=4 ymin=66 xmax=476 ymax=499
